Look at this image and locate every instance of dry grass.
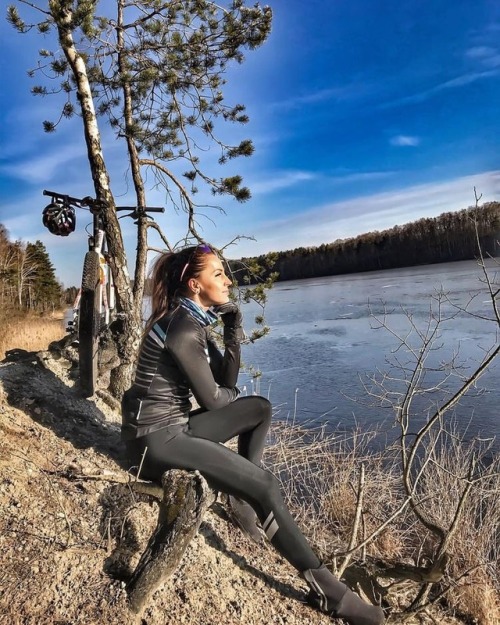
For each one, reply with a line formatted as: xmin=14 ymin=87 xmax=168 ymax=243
xmin=263 ymin=416 xmax=500 ymax=624
xmin=416 ymin=427 xmax=500 ymax=624
xmin=264 ymin=419 xmax=405 ymax=560
xmin=0 ymin=310 xmax=66 ymax=360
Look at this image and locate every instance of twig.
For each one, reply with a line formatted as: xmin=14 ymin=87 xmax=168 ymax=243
xmin=337 ymin=463 xmax=365 ymax=577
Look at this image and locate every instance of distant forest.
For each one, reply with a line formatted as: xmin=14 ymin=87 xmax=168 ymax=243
xmin=0 ymin=224 xmax=64 ymax=312
xmin=233 ymin=201 xmax=500 ymax=284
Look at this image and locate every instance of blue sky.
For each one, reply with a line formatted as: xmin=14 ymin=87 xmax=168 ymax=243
xmin=1 ymin=0 xmax=500 ymax=287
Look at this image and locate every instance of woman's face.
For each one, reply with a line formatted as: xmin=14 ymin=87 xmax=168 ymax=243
xmin=191 ymin=253 xmax=232 ymax=308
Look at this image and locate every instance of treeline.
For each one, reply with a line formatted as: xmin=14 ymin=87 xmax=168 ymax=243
xmin=234 ymin=201 xmax=500 ymax=283
xmin=0 ymin=223 xmax=65 ymax=313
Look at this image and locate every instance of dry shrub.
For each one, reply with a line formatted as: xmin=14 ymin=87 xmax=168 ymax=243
xmin=454 ymin=573 xmax=500 ymax=625
xmin=0 ymin=310 xmax=66 ymax=360
xmin=264 ymin=415 xmax=500 ymax=624
xmin=263 ymin=419 xmax=406 ymax=561
xmin=415 ymin=425 xmax=500 ymax=625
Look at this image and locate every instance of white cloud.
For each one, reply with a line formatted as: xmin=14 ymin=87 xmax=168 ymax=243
xmin=324 ymin=170 xmax=396 ymax=185
xmin=249 ymin=170 xmax=317 ymax=195
xmin=390 ymin=135 xmax=420 ymax=147
xmin=382 ymin=69 xmax=500 ymax=108
xmin=442 ymin=70 xmax=500 ymax=88
xmin=247 ymin=169 xmax=394 ymax=196
xmin=270 ymin=81 xmax=374 ymax=111
xmin=466 ymin=46 xmax=495 ymax=59
xmin=0 ymin=143 xmax=89 ymax=184
xmin=465 ymin=46 xmax=500 ymax=68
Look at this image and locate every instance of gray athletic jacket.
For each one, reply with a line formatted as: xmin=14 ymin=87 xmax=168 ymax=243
xmin=121 ymin=304 xmax=240 ymax=441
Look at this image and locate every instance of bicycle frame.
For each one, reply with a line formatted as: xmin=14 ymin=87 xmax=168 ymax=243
xmin=88 ymin=212 xmax=115 ymax=323
xmin=43 ymin=190 xmax=164 ymax=397
xmin=66 ymin=214 xmax=115 ymax=321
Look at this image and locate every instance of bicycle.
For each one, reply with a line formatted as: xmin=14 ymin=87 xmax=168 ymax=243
xmin=42 ymin=190 xmax=164 ymax=397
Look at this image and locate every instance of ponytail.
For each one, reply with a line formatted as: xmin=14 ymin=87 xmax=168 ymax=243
xmin=146 ymin=253 xmax=175 ymax=333
xmin=144 ymin=244 xmax=213 ymax=334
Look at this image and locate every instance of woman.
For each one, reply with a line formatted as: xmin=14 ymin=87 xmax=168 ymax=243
xmin=121 ymin=244 xmax=384 ymax=625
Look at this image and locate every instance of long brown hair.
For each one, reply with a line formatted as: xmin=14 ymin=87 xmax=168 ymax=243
xmin=145 ymin=245 xmax=213 ymax=334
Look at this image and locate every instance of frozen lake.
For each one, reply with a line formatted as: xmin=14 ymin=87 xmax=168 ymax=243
xmin=239 ymin=259 xmax=499 ymax=448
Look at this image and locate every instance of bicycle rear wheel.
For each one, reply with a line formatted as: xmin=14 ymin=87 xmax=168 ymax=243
xmin=79 ymin=251 xmax=101 ymax=397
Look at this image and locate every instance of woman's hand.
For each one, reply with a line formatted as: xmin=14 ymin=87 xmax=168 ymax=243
xmin=214 ymin=302 xmax=244 ymax=345
xmin=214 ymin=301 xmax=243 ymax=327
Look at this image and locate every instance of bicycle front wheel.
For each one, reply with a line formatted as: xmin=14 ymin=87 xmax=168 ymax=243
xmin=79 ymin=251 xmax=101 ymax=397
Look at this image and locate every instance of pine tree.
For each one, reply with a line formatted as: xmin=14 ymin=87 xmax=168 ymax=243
xmin=8 ymin=1 xmax=273 ymax=396
xmin=26 ymin=241 xmax=63 ymax=311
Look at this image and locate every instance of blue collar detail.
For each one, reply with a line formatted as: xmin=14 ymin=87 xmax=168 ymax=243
xmin=179 ymin=297 xmax=218 ymax=327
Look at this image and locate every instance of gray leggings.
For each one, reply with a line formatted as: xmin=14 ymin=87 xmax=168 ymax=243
xmin=125 ymin=396 xmax=320 ymax=572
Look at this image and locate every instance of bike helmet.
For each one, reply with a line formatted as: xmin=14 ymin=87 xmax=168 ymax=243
xmin=42 ymin=201 xmax=76 ymax=236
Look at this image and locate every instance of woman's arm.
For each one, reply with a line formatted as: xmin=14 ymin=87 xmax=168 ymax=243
xmin=207 ymin=338 xmax=240 ymax=388
xmin=168 ymin=316 xmax=239 ymax=410
xmin=208 ymin=301 xmax=243 ymax=387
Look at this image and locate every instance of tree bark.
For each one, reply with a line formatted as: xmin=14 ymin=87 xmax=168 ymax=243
xmin=51 ymin=0 xmax=141 ymax=397
xmin=127 ymin=469 xmax=216 ymax=615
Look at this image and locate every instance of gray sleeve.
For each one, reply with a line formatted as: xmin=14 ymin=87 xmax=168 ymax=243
xmin=207 ymin=337 xmax=240 ymax=388
xmin=167 ymin=318 xmax=239 ymax=410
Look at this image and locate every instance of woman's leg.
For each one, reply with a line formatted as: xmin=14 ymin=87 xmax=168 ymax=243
xmin=127 ymin=421 xmax=384 ymax=624
xmin=131 ymin=426 xmax=320 ymax=571
xmin=188 ymin=395 xmax=272 ymax=465
xmin=188 ymin=396 xmax=272 ymax=543
xmin=129 ymin=430 xmax=384 ymax=624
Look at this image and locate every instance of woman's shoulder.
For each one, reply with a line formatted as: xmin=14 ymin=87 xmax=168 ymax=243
xmin=163 ymin=306 xmax=206 ymax=341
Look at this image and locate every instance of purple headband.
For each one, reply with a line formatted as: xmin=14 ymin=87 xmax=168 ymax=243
xmin=179 ymin=244 xmax=212 ymax=282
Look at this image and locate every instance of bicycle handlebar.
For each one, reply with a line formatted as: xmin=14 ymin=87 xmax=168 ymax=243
xmin=43 ymin=190 xmax=165 ymax=215
xmin=43 ymin=189 xmax=91 ymax=208
xmin=116 ymin=206 xmax=165 ymax=213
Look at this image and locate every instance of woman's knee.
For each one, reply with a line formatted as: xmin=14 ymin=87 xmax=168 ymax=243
xmin=250 ymin=395 xmax=272 ymax=422
xmin=234 ymin=395 xmax=272 ymax=427
xmin=259 ymin=396 xmax=272 ymax=420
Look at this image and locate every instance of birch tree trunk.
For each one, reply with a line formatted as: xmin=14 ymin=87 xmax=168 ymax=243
xmin=50 ymin=0 xmax=142 ymax=396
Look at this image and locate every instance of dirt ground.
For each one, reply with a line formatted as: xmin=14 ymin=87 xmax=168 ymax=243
xmin=0 ymin=346 xmax=466 ymax=625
